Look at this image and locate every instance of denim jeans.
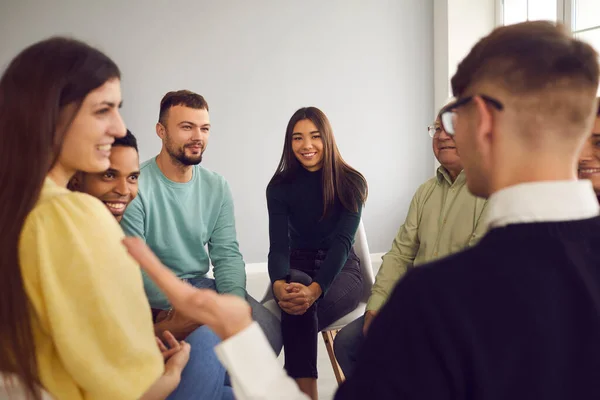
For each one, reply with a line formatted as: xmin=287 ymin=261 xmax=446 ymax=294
xmin=167 ymin=325 xmax=234 ymax=400
xmin=185 ymin=276 xmax=283 ymax=355
xmin=281 ymin=249 xmax=363 ymax=379
xmin=333 ymin=315 xmax=365 ymax=378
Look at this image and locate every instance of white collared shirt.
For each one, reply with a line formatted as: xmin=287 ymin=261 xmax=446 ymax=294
xmin=485 ymin=180 xmax=599 ymax=229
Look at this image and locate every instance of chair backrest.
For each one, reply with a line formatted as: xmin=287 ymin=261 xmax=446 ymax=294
xmin=353 ymin=219 xmax=375 ymax=303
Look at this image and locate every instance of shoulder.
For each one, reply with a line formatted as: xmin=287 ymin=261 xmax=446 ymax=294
xmin=137 ymin=158 xmax=160 ymax=189
xmin=23 ymin=188 xmax=120 ymax=243
xmin=196 ymin=165 xmax=228 ymax=187
xmin=139 ymin=158 xmax=157 ymax=176
xmin=412 ymin=176 xmax=438 ymax=202
xmin=266 ymin=178 xmax=290 ymax=199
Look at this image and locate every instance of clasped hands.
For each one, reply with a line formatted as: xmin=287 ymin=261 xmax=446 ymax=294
xmin=273 ymin=279 xmax=322 ymax=316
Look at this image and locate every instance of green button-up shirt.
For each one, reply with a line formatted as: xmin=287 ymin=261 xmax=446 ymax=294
xmin=367 ymin=167 xmax=488 ymax=312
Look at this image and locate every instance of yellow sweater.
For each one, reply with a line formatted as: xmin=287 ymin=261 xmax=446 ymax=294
xmin=19 ymin=178 xmax=163 ymax=400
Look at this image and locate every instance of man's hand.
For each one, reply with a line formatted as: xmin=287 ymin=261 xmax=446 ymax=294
xmin=155 ymin=309 xmax=201 ymax=341
xmin=363 ymin=310 xmax=377 ymax=336
xmin=123 ymin=237 xmax=253 ymax=340
xmin=278 ymin=282 xmax=322 ymax=316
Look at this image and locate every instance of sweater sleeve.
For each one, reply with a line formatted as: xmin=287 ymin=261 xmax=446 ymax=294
xmin=335 ymin=269 xmax=454 ymax=400
xmin=19 ymin=193 xmax=163 ymax=400
xmin=314 ymin=203 xmax=362 ymax=294
xmin=266 ymin=183 xmax=290 ymax=283
xmin=208 ymin=180 xmax=247 ymax=298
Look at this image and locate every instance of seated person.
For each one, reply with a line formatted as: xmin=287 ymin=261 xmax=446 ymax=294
xmin=69 ymin=129 xmax=234 ymax=400
xmin=267 ymin=107 xmax=367 ymax=399
xmin=334 ymin=110 xmax=488 ymax=377
xmin=2 ymin=36 xmax=184 ymax=400
xmin=121 ymin=90 xmax=282 ymax=354
xmin=126 ymin=20 xmax=600 ymax=400
xmin=578 ymin=97 xmax=600 ymax=202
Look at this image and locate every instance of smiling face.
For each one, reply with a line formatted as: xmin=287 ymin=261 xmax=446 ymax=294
xmin=54 ymin=79 xmax=126 ymax=179
xmin=432 ymin=118 xmax=462 ymax=174
xmin=578 ymin=116 xmax=600 ymax=194
xmin=291 ymin=119 xmax=324 ymax=171
xmin=74 ymin=145 xmax=140 ymax=221
xmin=158 ymin=105 xmax=210 ymax=166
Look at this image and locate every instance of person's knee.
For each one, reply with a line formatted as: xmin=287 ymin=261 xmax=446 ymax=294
xmin=334 ymin=317 xmax=364 ymax=357
xmin=288 ymin=269 xmax=313 ymax=286
xmin=186 ymin=325 xmax=221 ymax=348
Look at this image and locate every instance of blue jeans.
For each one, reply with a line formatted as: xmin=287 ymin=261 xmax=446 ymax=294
xmin=333 ymin=315 xmax=365 ymax=378
xmin=186 ymin=276 xmax=283 ymax=355
xmin=167 ymin=325 xmax=234 ymax=400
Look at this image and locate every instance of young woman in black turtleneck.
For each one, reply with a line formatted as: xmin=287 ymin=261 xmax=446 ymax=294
xmin=266 ymin=107 xmax=368 ymax=399
xmin=578 ymin=98 xmax=600 ymax=203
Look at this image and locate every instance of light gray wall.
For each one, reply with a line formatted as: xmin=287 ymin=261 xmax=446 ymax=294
xmin=0 ymin=0 xmax=434 ymax=262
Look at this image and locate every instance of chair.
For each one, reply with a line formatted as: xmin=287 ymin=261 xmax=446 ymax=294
xmin=260 ymin=219 xmax=375 ymax=384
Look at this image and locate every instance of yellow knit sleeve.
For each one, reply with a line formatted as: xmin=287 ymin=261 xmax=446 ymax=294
xmin=19 ymin=191 xmax=163 ymax=400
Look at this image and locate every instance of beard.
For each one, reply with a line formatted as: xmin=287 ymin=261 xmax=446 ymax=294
xmin=165 ymin=136 xmax=204 ymax=166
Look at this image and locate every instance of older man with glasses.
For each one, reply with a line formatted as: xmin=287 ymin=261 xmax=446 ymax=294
xmin=333 ymin=108 xmax=489 ymax=378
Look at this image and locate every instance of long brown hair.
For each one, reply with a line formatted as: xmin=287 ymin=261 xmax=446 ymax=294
xmin=270 ymin=107 xmax=368 ymax=217
xmin=0 ymin=37 xmax=120 ymax=398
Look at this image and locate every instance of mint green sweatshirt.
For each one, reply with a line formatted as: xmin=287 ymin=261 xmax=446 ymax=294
xmin=121 ymin=158 xmax=246 ymax=309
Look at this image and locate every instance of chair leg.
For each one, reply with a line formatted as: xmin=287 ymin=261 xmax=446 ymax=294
xmin=322 ymin=329 xmax=346 ymax=385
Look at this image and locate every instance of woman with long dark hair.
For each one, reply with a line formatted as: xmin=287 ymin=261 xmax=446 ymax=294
xmin=0 ymin=37 xmax=189 ymax=400
xmin=267 ymin=107 xmax=368 ymax=399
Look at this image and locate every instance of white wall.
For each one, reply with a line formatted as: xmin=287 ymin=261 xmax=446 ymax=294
xmin=432 ymin=0 xmax=497 ymax=171
xmin=0 ymin=0 xmax=434 ymax=262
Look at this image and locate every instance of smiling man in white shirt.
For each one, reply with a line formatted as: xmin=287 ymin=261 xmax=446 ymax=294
xmin=124 ymin=21 xmax=600 ymax=400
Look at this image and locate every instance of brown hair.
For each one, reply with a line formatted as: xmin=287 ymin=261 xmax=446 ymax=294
xmin=158 ymin=90 xmax=209 ymax=125
xmin=269 ymin=107 xmax=368 ymax=217
xmin=0 ymin=37 xmax=120 ymax=399
xmin=452 ymin=21 xmax=599 ymax=135
xmin=597 ymin=97 xmax=600 ymax=116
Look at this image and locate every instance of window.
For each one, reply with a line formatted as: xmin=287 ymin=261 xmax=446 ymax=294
xmin=501 ymin=0 xmax=600 ymax=94
xmin=571 ymin=0 xmax=600 ymax=94
xmin=502 ymin=0 xmax=558 ymax=25
xmin=573 ymin=0 xmax=600 ymax=32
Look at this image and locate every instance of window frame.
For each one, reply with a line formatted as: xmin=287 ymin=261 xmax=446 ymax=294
xmin=496 ymin=0 xmax=600 ymax=34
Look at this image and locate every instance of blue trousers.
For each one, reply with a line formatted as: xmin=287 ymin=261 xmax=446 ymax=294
xmin=167 ymin=277 xmax=282 ymax=399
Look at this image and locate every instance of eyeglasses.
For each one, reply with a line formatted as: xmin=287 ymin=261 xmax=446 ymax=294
xmin=438 ymin=94 xmax=504 ymax=135
xmin=427 ymin=125 xmax=442 ymax=138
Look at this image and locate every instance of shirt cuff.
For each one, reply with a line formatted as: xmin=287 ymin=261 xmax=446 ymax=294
xmin=214 ymin=322 xmax=293 ymax=398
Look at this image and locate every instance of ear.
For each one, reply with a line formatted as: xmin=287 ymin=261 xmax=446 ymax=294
xmin=68 ymin=172 xmax=83 ymax=192
xmin=472 ymin=96 xmax=494 ymax=157
xmin=156 ymin=122 xmax=166 ymax=140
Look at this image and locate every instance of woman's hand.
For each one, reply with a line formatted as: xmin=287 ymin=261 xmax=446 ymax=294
xmin=278 ymin=282 xmax=322 ymax=315
xmin=123 ymin=237 xmax=253 ymax=341
xmin=156 ymin=330 xmax=191 ymax=375
xmin=272 ymin=279 xmax=288 ymax=301
xmin=139 ymin=331 xmax=190 ymax=400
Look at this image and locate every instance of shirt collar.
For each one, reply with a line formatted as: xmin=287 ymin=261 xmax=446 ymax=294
xmin=436 ymin=166 xmax=465 ymax=186
xmin=485 ymin=180 xmax=599 ymax=229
